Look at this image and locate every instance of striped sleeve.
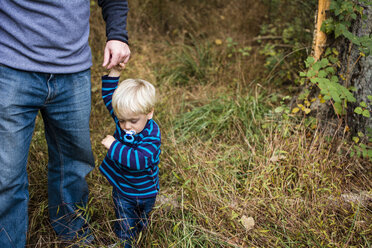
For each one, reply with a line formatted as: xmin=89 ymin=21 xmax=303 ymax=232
xmin=107 ymin=127 xmax=161 ymax=170
xmin=102 ymin=75 xmax=120 ymax=118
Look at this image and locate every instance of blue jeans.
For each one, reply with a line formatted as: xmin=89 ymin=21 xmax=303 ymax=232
xmin=0 ymin=65 xmax=95 ymax=247
xmin=113 ymin=188 xmax=156 ymax=248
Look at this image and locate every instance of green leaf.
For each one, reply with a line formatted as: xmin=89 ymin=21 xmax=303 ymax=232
xmin=305 ymin=57 xmax=315 ymax=67
xmin=349 ymin=86 xmax=357 ymax=92
xmin=350 ymin=150 xmax=355 ymax=157
xmin=329 ymin=55 xmax=339 ymax=64
xmin=330 ymin=89 xmax=341 ymax=103
xmin=346 ymin=92 xmax=356 ymax=102
xmin=362 ymin=148 xmax=368 ymax=158
xmin=360 ymin=101 xmax=367 ymax=108
xmin=339 ymin=84 xmax=356 ymax=102
xmin=335 ymin=23 xmax=346 ymax=38
xmin=362 ymin=109 xmax=370 ymax=118
xmin=307 ymin=69 xmax=316 ymax=78
xmin=345 ymin=2 xmax=354 ymax=13
xmin=350 ymin=35 xmax=361 ymax=46
xmin=354 ymin=107 xmax=363 ymax=114
xmin=325 ymin=48 xmax=332 ymax=56
xmin=330 ymin=1 xmax=337 ymax=11
xmin=324 ymin=95 xmax=331 ymax=101
xmin=310 ymin=77 xmax=319 ymax=84
xmin=331 ymin=75 xmax=339 ymax=83
xmin=333 ymin=101 xmax=343 ymax=114
xmin=325 ymin=67 xmax=335 ymax=74
xmin=320 ymin=58 xmax=329 ymax=68
xmin=274 ymin=106 xmax=284 ymax=113
xmin=312 ymin=62 xmax=322 ymax=72
xmin=318 ymin=70 xmax=327 ymax=78
xmin=334 ymin=6 xmax=341 ymax=16
xmin=318 ymin=79 xmax=329 ymax=94
xmin=332 ymin=48 xmax=339 ymax=55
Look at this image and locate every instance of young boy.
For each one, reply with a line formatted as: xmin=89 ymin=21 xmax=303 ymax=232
xmin=99 ymin=64 xmax=161 ymax=247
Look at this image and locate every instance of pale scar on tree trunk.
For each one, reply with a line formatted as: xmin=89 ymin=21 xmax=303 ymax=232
xmin=313 ymin=0 xmax=331 ymax=61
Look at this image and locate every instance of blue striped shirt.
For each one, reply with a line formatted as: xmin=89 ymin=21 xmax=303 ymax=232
xmin=99 ymin=76 xmax=161 ymax=198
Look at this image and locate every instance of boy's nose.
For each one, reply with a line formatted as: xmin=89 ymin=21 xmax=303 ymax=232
xmin=124 ymin=122 xmax=132 ymax=130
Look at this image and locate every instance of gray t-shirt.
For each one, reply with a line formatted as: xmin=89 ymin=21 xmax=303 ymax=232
xmin=0 ymin=0 xmax=128 ymax=74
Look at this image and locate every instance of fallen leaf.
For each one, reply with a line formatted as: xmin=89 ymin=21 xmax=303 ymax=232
xmin=240 ymin=215 xmax=254 ymax=231
xmin=269 ymin=155 xmax=286 ymax=162
xmin=215 ymin=39 xmax=223 ymax=45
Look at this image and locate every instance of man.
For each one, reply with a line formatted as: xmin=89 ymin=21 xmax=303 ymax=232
xmin=0 ymin=0 xmax=130 ymax=247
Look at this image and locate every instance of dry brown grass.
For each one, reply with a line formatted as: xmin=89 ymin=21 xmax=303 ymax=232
xmin=26 ymin=1 xmax=371 ymax=247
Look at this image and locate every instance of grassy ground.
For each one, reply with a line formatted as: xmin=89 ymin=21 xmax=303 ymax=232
xmin=27 ymin=1 xmax=371 ymax=247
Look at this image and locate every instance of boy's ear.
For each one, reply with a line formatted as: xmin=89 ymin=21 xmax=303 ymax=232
xmin=147 ymin=109 xmax=154 ymax=120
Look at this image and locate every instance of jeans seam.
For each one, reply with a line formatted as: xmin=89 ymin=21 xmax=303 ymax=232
xmin=47 ymin=120 xmax=65 ymax=205
xmin=23 ymin=180 xmax=28 ymax=242
xmin=45 ymin=74 xmax=54 ymax=103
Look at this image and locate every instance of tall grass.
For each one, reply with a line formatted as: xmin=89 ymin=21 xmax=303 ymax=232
xmin=25 ymin=0 xmax=371 ymax=247
xmin=163 ymin=41 xmax=215 ymax=86
xmin=173 ymin=94 xmax=267 ymax=144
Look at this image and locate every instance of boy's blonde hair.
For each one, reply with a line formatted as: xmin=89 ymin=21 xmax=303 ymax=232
xmin=112 ymin=78 xmax=156 ymax=118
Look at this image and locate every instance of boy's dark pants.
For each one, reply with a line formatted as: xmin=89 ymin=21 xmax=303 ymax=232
xmin=113 ymin=188 xmax=156 ymax=248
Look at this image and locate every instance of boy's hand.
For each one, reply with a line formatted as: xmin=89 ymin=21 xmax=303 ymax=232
xmin=102 ymin=135 xmax=116 ymax=149
xmin=108 ymin=62 xmax=126 ymax=77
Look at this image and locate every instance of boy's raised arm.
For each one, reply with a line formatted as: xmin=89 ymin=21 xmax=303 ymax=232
xmin=101 ymin=76 xmax=119 ymax=118
xmin=101 ymin=63 xmax=125 ymax=118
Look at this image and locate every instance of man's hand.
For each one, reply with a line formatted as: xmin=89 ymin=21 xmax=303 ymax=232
xmin=101 ymin=135 xmax=116 ymax=149
xmin=102 ymin=40 xmax=131 ymax=70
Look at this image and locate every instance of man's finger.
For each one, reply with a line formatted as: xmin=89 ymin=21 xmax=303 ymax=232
xmin=122 ymin=53 xmax=130 ymax=64
xmin=107 ymin=53 xmax=120 ymax=69
xmin=102 ymin=46 xmax=110 ymax=67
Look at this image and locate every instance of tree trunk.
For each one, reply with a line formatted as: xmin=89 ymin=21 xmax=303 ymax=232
xmin=338 ymin=2 xmax=372 ymax=135
xmin=316 ymin=2 xmax=372 ymax=136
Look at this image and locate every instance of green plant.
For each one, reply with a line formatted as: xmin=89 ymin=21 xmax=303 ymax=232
xmin=299 ymin=49 xmax=356 ymax=115
xmin=354 ymin=97 xmax=372 ymax=118
xmin=163 ymin=41 xmax=215 ymax=86
xmin=274 ymin=95 xmax=291 ymax=116
xmin=296 ymin=0 xmax=372 ymax=161
xmin=226 ymin=37 xmax=252 ymax=58
xmin=351 ymin=95 xmax=372 ymax=161
xmin=322 ymin=0 xmax=372 ymax=55
xmin=173 ymin=94 xmax=268 ymax=143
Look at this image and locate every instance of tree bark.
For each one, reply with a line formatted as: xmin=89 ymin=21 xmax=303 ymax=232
xmin=315 ymin=2 xmax=372 ymax=136
xmin=338 ymin=2 xmax=372 ymax=134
